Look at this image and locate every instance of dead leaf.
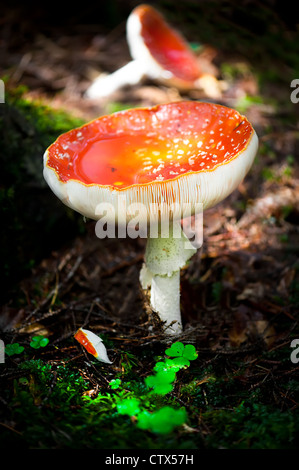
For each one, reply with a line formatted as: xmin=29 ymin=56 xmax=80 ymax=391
xmin=229 ymin=327 xmax=248 ymax=347
xmin=251 ymin=320 xmax=276 ymax=347
xmin=277 ymin=267 xmax=296 ymax=295
xmin=238 ymin=184 xmax=299 ymax=229
xmin=229 ymin=308 xmax=249 ymax=347
xmin=82 ymin=389 xmax=98 ymax=398
xmin=237 ymin=283 xmax=265 ymax=301
xmin=17 ymin=322 xmax=51 ymax=337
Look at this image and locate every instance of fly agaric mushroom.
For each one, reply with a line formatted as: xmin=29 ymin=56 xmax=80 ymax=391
xmin=85 ymin=4 xmax=220 ymax=99
xmin=43 ymin=101 xmax=258 ymax=334
xmin=74 ymin=328 xmax=112 ymax=363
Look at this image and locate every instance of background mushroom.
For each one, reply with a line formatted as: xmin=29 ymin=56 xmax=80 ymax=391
xmin=43 ymin=101 xmax=258 ymax=335
xmin=85 ymin=4 xmax=220 ymax=99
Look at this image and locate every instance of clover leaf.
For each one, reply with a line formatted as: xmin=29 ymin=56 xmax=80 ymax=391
xmin=30 ymin=336 xmax=49 ymax=349
xmin=136 ymin=410 xmax=152 ymax=430
xmin=165 ymin=342 xmax=198 ymax=367
xmin=116 ymin=398 xmax=140 ymax=416
xmin=5 ymin=343 xmax=24 ymax=356
xmin=165 ymin=342 xmax=185 ymax=357
xmin=153 ymin=359 xmax=181 ymax=373
xmin=137 ymin=406 xmax=187 ymax=434
xmin=110 ymin=378 xmax=122 ymax=389
xmin=145 ymin=369 xmax=176 ymax=395
xmin=183 ymin=344 xmax=198 ymax=361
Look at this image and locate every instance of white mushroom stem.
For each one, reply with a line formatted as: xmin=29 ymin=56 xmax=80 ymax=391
xmin=140 ymin=224 xmax=197 ymax=335
xmin=85 ymin=59 xmax=222 ymax=100
xmin=150 ymin=271 xmax=181 ymax=333
xmin=85 ymin=60 xmax=148 ymax=99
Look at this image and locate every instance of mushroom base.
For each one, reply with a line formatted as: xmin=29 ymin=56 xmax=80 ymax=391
xmin=85 ymin=60 xmax=147 ymax=99
xmin=140 ymin=224 xmax=197 ymax=335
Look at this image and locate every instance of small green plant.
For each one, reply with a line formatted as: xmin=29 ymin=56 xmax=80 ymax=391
xmin=5 ymin=343 xmax=24 ymax=356
xmin=116 ymin=398 xmax=141 ymax=416
xmin=283 ymin=155 xmax=295 ymax=178
xmin=120 ymin=351 xmax=139 ymax=373
xmin=145 ymin=342 xmax=198 ymax=395
xmin=110 ymin=378 xmax=122 ymax=389
xmin=30 ymin=336 xmax=49 ymax=349
xmin=165 ymin=341 xmax=198 ymax=365
xmin=262 ymin=167 xmax=276 ymax=181
xmin=145 ymin=369 xmax=176 ymax=395
xmin=235 ymin=94 xmax=264 ymax=113
xmin=114 ymin=341 xmax=198 ymax=434
xmin=153 ymin=358 xmax=182 ymax=373
xmin=137 ymin=407 xmax=187 ymax=434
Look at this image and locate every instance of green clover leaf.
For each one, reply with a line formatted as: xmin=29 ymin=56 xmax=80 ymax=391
xmin=30 ymin=336 xmax=49 ymax=349
xmin=18 ymin=377 xmax=29 ymax=386
xmin=165 ymin=342 xmax=198 ymax=367
xmin=153 ymin=359 xmax=181 ymax=373
xmin=171 ymin=356 xmax=191 ymax=368
xmin=145 ymin=369 xmax=176 ymax=395
xmin=5 ymin=343 xmax=24 ymax=356
xmin=183 ymin=344 xmax=198 ymax=361
xmin=110 ymin=378 xmax=122 ymax=389
xmin=137 ymin=406 xmax=187 ymax=434
xmin=150 ymin=407 xmax=187 ymax=434
xmin=165 ymin=342 xmax=185 ymax=357
xmin=136 ymin=410 xmax=152 ymax=430
xmin=116 ymin=398 xmax=140 ymax=416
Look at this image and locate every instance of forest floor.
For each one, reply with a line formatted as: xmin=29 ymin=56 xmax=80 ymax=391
xmin=0 ymin=1 xmax=298 ymax=450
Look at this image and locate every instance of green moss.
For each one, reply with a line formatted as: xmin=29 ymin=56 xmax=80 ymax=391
xmin=203 ymin=401 xmax=299 ymax=449
xmin=0 ymin=343 xmax=200 ymax=448
xmin=1 ymin=333 xmax=297 ymax=449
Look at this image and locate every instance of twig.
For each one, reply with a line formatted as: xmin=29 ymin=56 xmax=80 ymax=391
xmin=100 ymin=254 xmax=143 ymax=278
xmin=19 ymin=254 xmax=83 ymax=327
xmin=0 ymin=422 xmax=22 ymax=436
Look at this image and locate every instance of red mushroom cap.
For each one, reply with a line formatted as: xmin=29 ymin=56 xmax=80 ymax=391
xmin=43 ymin=101 xmax=258 ymax=221
xmin=127 ymin=4 xmax=201 ymax=86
